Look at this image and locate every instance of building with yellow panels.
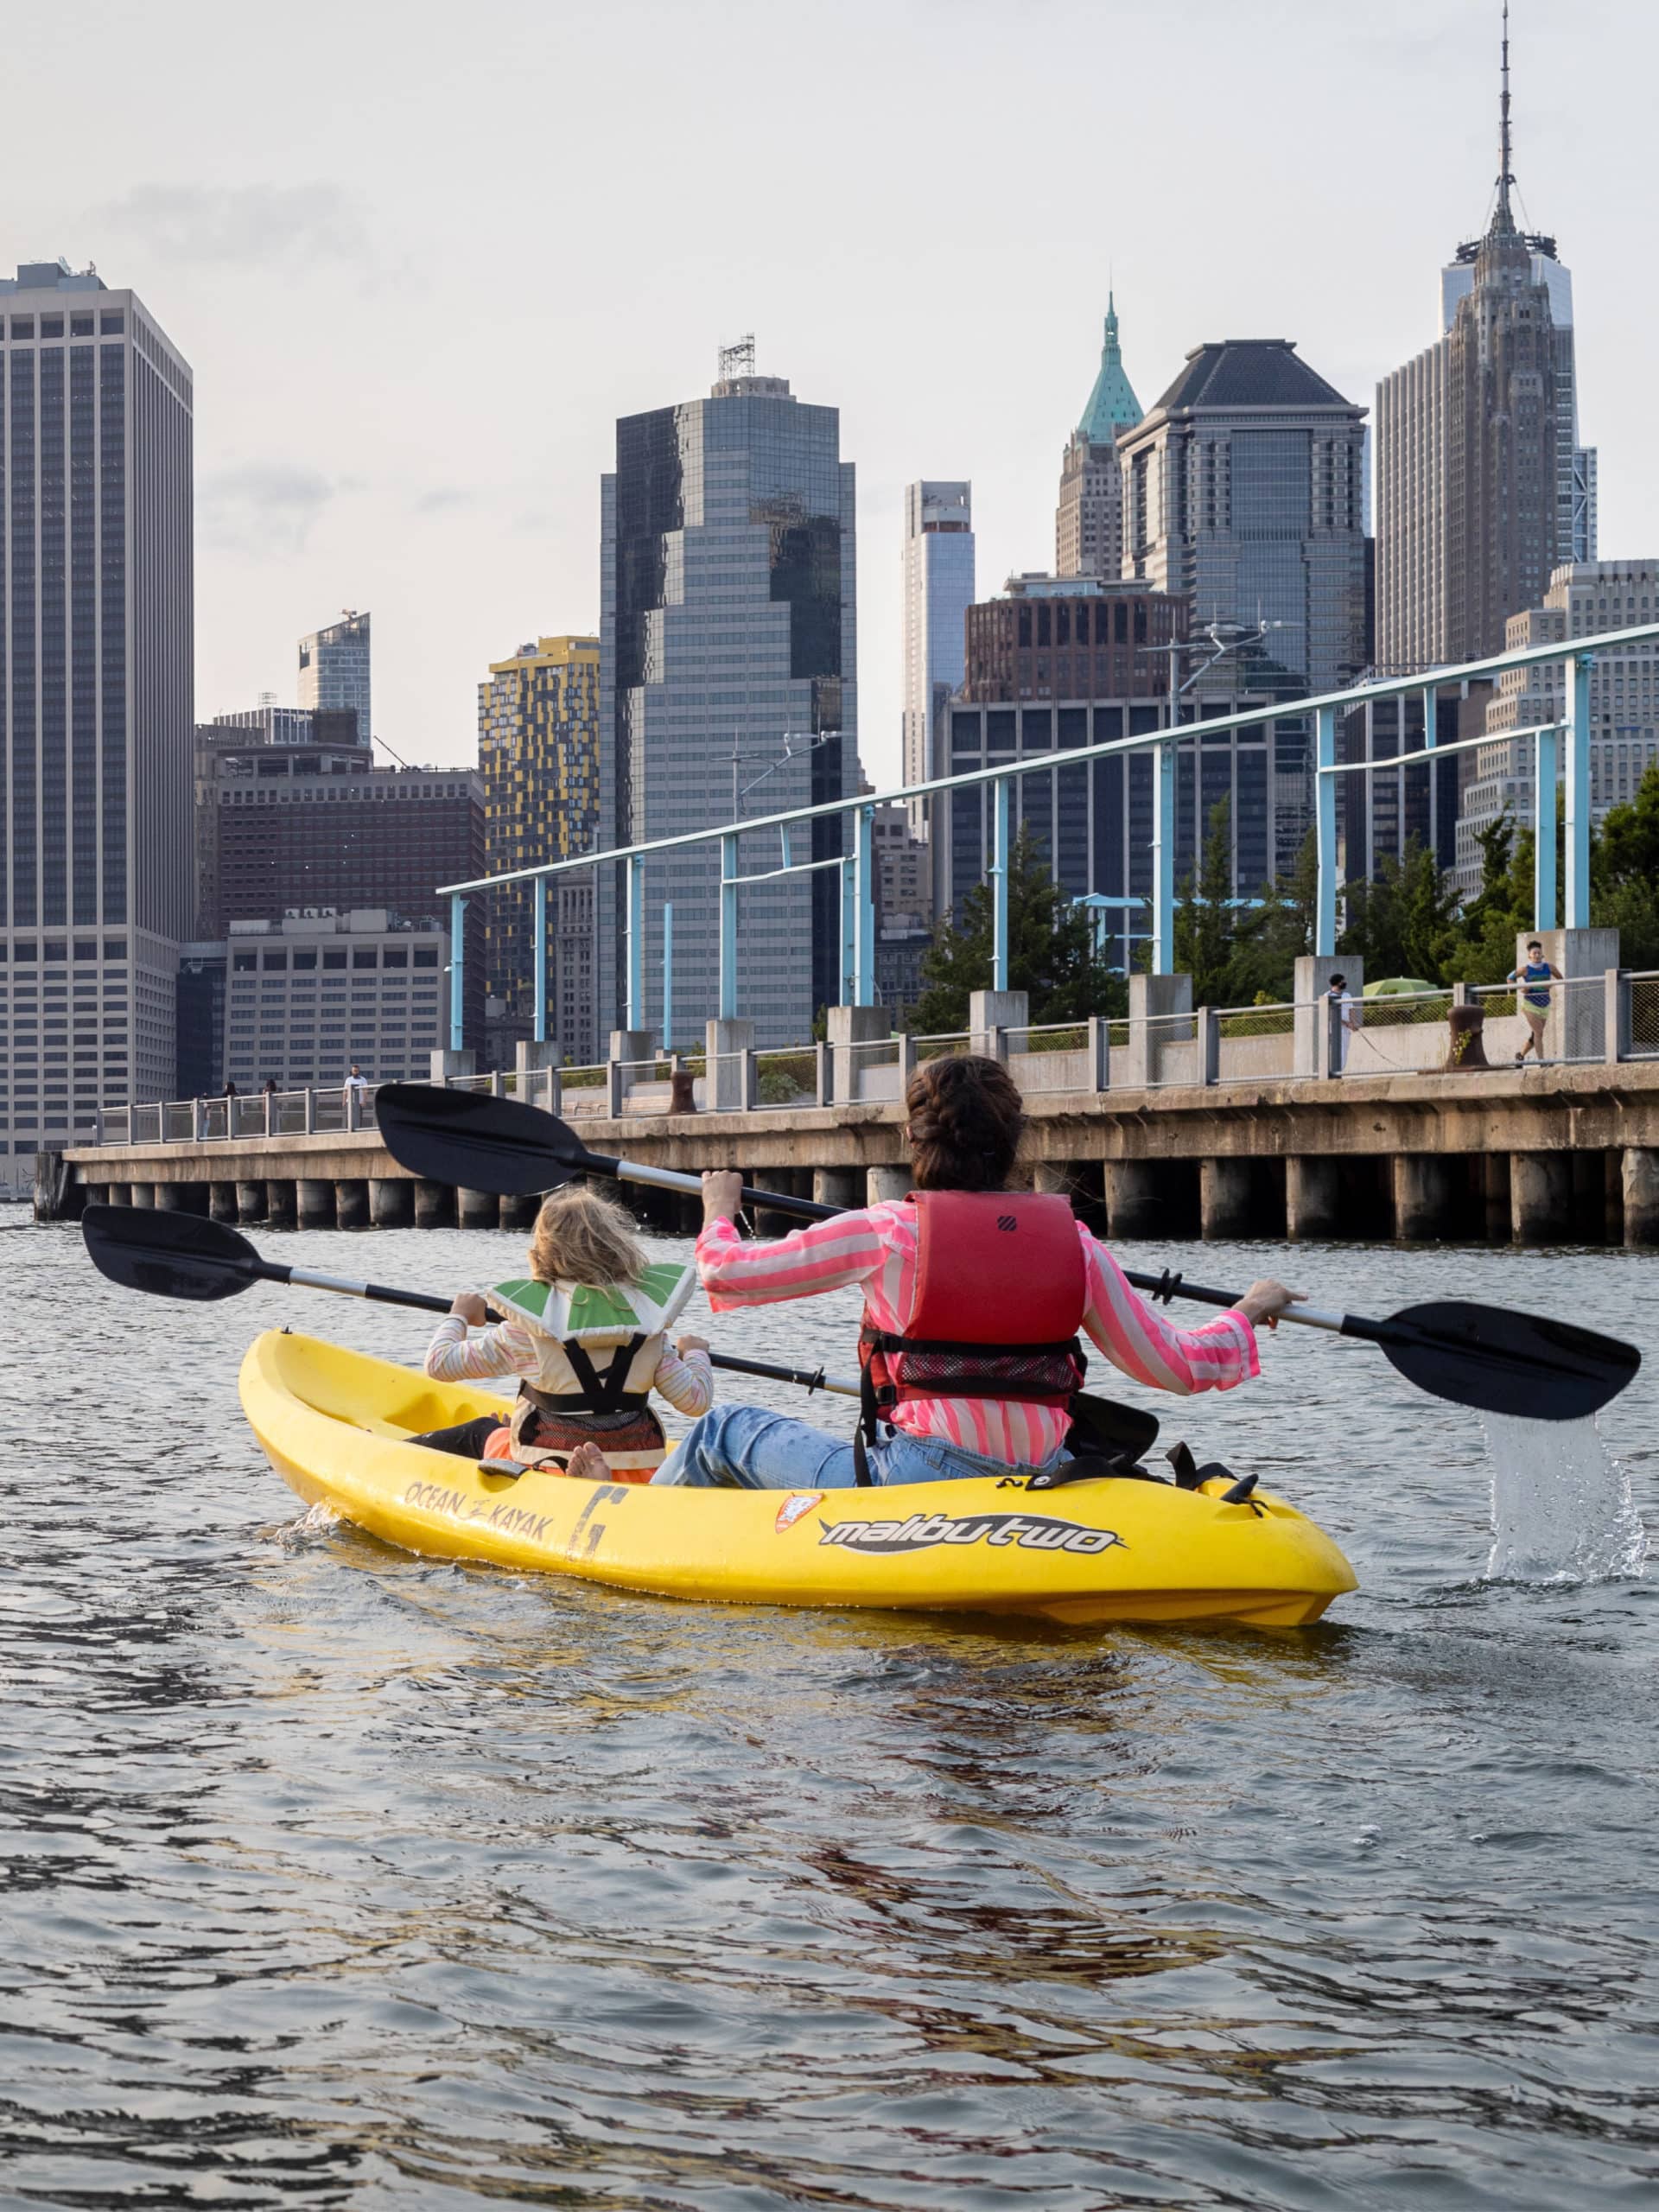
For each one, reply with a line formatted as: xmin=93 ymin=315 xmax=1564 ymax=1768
xmin=477 ymin=636 xmax=600 ymax=1055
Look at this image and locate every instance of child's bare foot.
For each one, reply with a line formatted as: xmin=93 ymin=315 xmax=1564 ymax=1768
xmin=564 ymin=1440 xmax=610 ymax=1483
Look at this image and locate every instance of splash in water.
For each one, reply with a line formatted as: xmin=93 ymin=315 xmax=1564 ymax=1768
xmin=1483 ymin=1410 xmax=1649 ymax=1582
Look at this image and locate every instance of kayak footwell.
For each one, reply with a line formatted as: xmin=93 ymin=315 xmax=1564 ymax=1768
xmin=240 ymin=1331 xmax=1358 ymax=1630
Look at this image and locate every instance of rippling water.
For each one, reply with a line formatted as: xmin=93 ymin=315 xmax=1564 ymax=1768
xmin=3 ymin=1210 xmax=1656 ymax=2209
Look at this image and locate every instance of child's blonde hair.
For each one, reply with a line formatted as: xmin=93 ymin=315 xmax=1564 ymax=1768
xmin=528 ymin=1184 xmax=646 ymax=1288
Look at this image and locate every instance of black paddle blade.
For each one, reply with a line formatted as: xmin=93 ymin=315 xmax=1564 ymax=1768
xmin=374 ymin=1083 xmax=588 ymax=1197
xmin=1380 ymin=1300 xmax=1640 ymax=1423
xmin=82 ymin=1203 xmax=260 ymax=1304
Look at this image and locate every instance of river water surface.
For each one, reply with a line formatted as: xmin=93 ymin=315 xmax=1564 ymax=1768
xmin=1 ymin=1215 xmax=1655 ymax=2209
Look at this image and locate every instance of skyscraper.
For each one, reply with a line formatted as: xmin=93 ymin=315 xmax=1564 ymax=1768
xmin=1116 ymin=339 xmax=1369 ymax=693
xmin=597 ymin=345 xmax=858 ymax=1048
xmin=900 ymin=480 xmax=974 ymax=832
xmin=1376 ymin=9 xmax=1594 ymax=670
xmin=1055 ymin=294 xmax=1141 ymax=581
xmin=0 ymin=256 xmax=193 ymax=1170
xmin=476 ymin=633 xmax=600 ymax=1049
xmin=298 ymin=610 xmax=372 ymax=746
xmin=1452 ymin=560 xmax=1659 ymax=897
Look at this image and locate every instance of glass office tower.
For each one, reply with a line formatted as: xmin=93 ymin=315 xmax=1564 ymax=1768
xmin=598 ymin=359 xmax=858 ymax=1048
xmin=298 ymin=610 xmax=372 ymax=747
xmin=0 ymin=257 xmax=193 ymax=1176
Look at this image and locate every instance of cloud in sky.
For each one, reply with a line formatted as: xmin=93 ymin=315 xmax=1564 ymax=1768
xmin=200 ymin=462 xmax=340 ymax=558
xmin=93 ymin=181 xmax=375 ymax=270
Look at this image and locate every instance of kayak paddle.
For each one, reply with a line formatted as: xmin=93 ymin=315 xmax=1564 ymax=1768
xmin=79 ymin=1205 xmax=859 ymax=1402
xmin=372 ymin=1084 xmax=1641 ymax=1424
xmin=374 ymin=1080 xmax=840 ymax=1217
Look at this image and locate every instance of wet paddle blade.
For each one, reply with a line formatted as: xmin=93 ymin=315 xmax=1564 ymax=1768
xmin=373 ymin=1083 xmax=588 ymax=1197
xmin=1378 ymin=1300 xmax=1640 ymax=1423
xmin=82 ymin=1203 xmax=260 ymax=1303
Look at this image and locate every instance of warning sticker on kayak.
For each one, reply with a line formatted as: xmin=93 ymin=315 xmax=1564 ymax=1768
xmin=817 ymin=1510 xmax=1124 ymax=1557
xmin=774 ymin=1492 xmax=823 ymax=1533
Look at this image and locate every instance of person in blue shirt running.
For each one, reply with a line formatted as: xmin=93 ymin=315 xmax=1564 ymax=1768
xmin=1508 ymin=939 xmax=1562 ymax=1065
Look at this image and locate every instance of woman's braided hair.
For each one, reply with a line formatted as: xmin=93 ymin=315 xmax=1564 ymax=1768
xmin=903 ymin=1053 xmax=1025 ymax=1192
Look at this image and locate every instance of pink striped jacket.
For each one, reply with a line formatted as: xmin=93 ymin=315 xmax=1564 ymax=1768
xmin=696 ymin=1202 xmax=1260 ymax=1466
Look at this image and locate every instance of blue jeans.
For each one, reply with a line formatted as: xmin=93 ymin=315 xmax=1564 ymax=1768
xmin=651 ymin=1402 xmax=1057 ymax=1490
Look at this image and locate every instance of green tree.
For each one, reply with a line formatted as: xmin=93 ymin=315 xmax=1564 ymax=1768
xmin=1590 ymin=760 xmax=1659 ymax=968
xmin=911 ymin=824 xmax=1128 ymax=1032
xmin=1173 ymin=798 xmax=1236 ymax=1004
xmin=1338 ymin=836 xmax=1460 ymax=982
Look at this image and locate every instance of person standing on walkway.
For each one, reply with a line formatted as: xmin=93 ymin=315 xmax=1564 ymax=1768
xmin=1326 ymin=975 xmax=1360 ymax=1073
xmin=1509 ymin=940 xmax=1561 ymax=1065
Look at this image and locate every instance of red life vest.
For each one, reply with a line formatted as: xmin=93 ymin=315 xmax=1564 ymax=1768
xmin=859 ymin=1190 xmax=1089 ymax=1440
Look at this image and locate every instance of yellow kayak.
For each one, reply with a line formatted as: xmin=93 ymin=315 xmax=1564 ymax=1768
xmin=240 ymin=1330 xmax=1358 ymax=1629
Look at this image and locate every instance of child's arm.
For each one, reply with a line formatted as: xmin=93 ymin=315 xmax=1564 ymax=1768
xmin=652 ymin=1332 xmax=714 ymax=1415
xmin=423 ymin=1303 xmax=538 ymax=1384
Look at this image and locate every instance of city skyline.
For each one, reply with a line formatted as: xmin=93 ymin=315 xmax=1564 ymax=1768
xmin=3 ymin=1 xmax=1650 ymax=790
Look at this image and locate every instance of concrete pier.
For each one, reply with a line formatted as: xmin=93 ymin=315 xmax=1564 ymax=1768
xmin=1392 ymin=1155 xmax=1452 ymax=1242
xmin=334 ymin=1180 xmax=370 ymax=1231
xmin=371 ymin=1178 xmax=413 ymax=1230
xmin=1623 ymin=1147 xmax=1659 ymax=1249
xmin=499 ymin=1191 xmax=539 ymax=1232
xmin=414 ymin=1180 xmax=454 ymax=1230
xmin=868 ymin=1165 xmax=912 ymax=1204
xmin=1510 ymin=1153 xmax=1572 ymax=1244
xmin=1106 ymin=1160 xmax=1165 ymax=1238
xmin=1200 ymin=1158 xmax=1255 ymax=1242
xmin=1286 ymin=1156 xmax=1341 ymax=1240
xmin=236 ymin=1181 xmax=267 ymax=1224
xmin=55 ymin=1053 xmax=1659 ymax=1248
xmin=297 ymin=1179 xmax=335 ymax=1230
xmin=813 ymin=1166 xmax=861 ymax=1209
xmin=1484 ymin=1154 xmax=1511 ymax=1243
xmin=210 ymin=1182 xmax=238 ymax=1224
xmin=458 ymin=1187 xmax=499 ymax=1231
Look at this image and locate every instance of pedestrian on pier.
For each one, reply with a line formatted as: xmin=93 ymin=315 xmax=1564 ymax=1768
xmin=1326 ymin=976 xmax=1359 ymax=1072
xmin=1509 ymin=940 xmax=1561 ymax=1065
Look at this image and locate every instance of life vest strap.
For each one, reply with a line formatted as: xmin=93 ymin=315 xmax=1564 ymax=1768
xmin=524 ymin=1332 xmax=650 ymax=1417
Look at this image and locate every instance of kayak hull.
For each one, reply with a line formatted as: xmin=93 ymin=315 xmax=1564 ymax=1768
xmin=240 ymin=1331 xmax=1358 ymax=1629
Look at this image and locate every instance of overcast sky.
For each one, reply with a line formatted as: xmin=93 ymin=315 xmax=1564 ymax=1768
xmin=5 ymin=0 xmax=1654 ymax=788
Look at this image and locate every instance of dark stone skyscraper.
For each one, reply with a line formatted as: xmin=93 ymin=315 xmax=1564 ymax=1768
xmin=0 ymin=256 xmax=192 ymax=1169
xmin=1376 ymin=7 xmax=1594 ymax=671
xmin=597 ymin=349 xmax=858 ymax=1048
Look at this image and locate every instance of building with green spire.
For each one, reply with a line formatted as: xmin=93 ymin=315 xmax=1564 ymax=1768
xmin=1056 ymin=294 xmax=1142 ymax=579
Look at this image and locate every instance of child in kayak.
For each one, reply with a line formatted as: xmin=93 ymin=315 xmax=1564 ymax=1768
xmin=409 ymin=1185 xmax=713 ymax=1480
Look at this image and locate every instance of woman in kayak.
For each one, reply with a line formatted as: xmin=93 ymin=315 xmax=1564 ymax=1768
xmin=565 ymin=1053 xmax=1300 ymax=1491
xmin=410 ymin=1184 xmax=714 ymax=1478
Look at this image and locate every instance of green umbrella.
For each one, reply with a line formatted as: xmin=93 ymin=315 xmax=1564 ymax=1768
xmin=1363 ymin=976 xmax=1438 ymax=997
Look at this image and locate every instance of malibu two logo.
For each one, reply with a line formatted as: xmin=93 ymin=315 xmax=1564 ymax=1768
xmin=818 ymin=1510 xmax=1124 ymax=1557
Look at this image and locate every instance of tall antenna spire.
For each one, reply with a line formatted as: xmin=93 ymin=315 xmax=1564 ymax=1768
xmin=1496 ymin=0 xmax=1516 ymax=230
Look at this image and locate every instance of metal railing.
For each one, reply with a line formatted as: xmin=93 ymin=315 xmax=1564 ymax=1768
xmin=433 ymin=618 xmax=1659 ymax=1036
xmin=73 ymin=969 xmax=1659 ymax=1150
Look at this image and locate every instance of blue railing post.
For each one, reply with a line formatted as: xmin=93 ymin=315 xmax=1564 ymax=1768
xmin=662 ymin=901 xmax=674 ymax=1052
xmin=1565 ymin=657 xmax=1592 ymax=930
xmin=854 ymin=804 xmax=875 ymax=1007
xmin=720 ymin=833 xmax=739 ymax=1020
xmin=448 ymin=893 xmax=466 ymax=1052
xmin=1534 ymin=721 xmax=1559 ymax=931
xmin=1152 ymin=734 xmax=1176 ymax=973
xmin=1314 ymin=703 xmax=1338 ymax=957
xmin=840 ymin=856 xmax=855 ymax=1005
xmin=991 ymin=775 xmax=1011 ymax=992
xmin=626 ymin=854 xmax=644 ymax=1032
xmin=532 ymin=874 xmax=548 ymax=1045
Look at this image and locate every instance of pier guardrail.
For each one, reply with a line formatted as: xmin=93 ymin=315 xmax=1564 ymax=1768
xmin=78 ymin=969 xmax=1659 ymax=1151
